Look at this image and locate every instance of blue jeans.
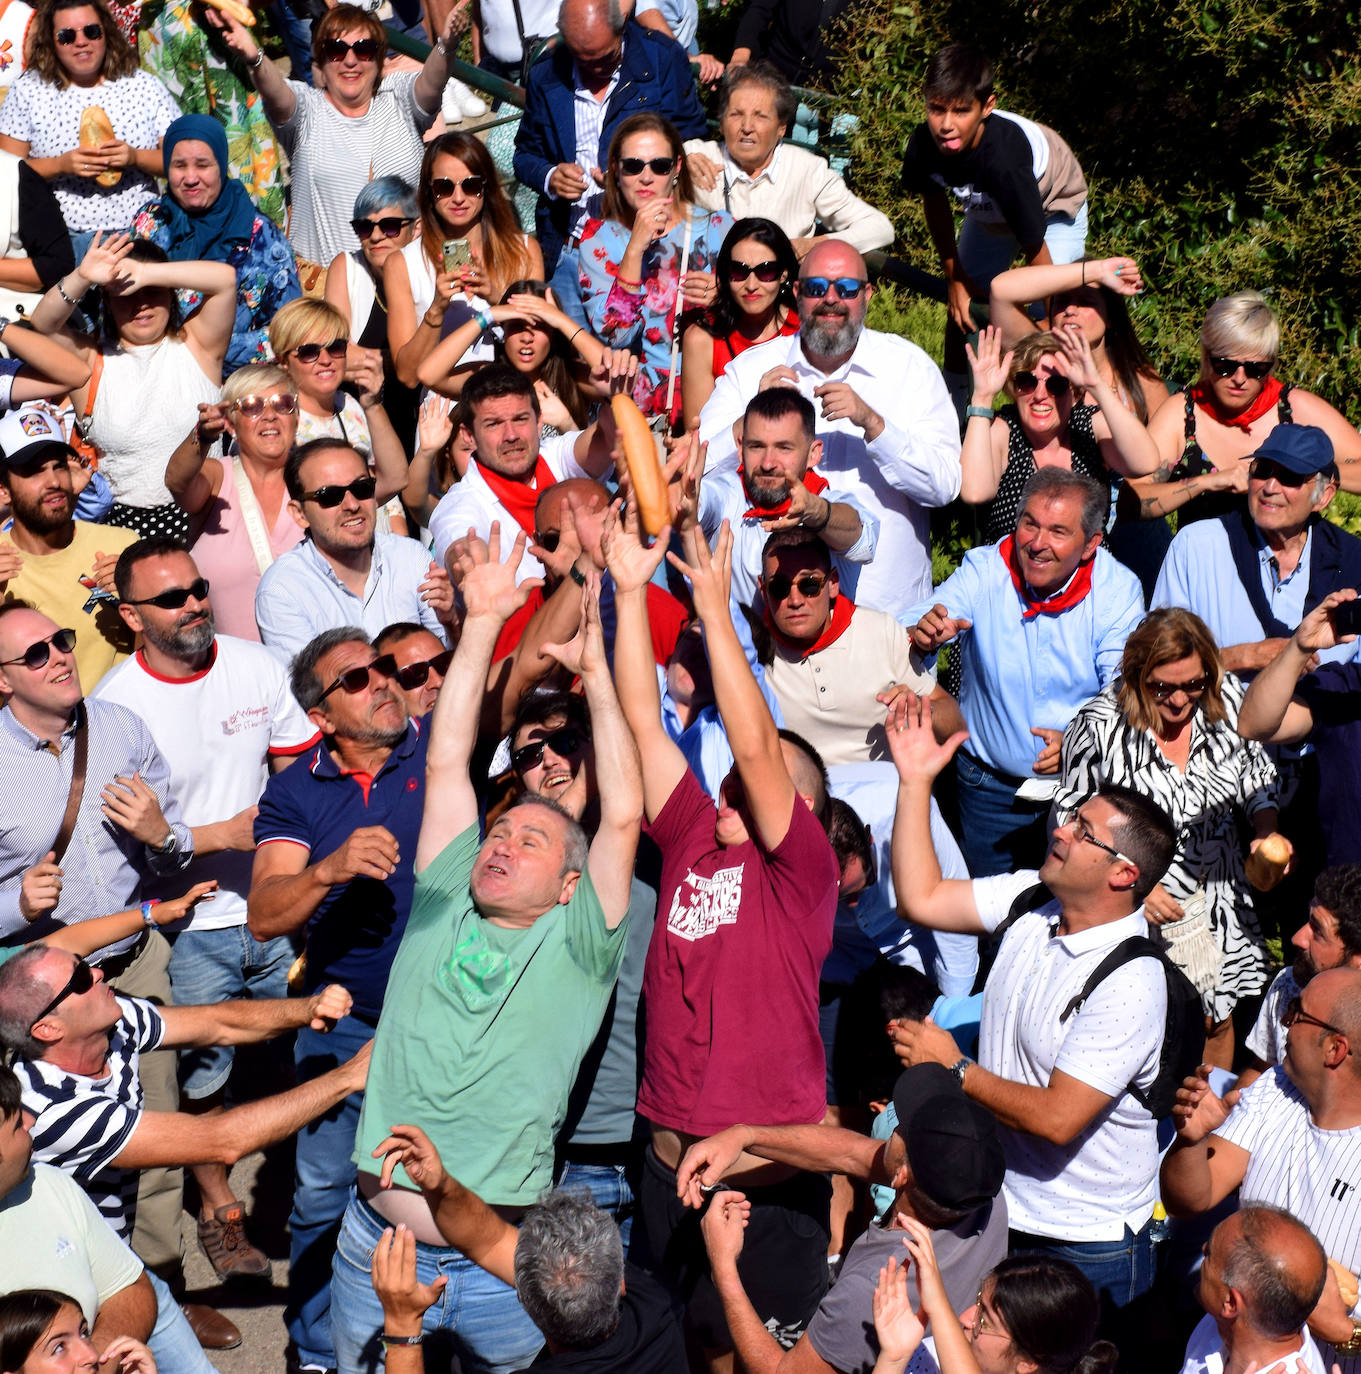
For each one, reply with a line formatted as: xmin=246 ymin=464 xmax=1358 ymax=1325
xmin=957 ymin=201 xmax=1090 ymax=292
xmin=556 ymin=1158 xmax=637 ymax=1254
xmin=954 ymin=751 xmax=1051 ymax=879
xmin=147 ymin=1271 xmax=220 ymax=1374
xmin=1009 ymin=1215 xmax=1158 ymax=1310
xmin=268 ymin=0 xmax=314 ymax=84
xmin=167 ymin=924 xmax=293 ymax=1098
xmin=330 ymin=1191 xmax=545 ymax=1374
xmin=286 ymin=1015 xmax=374 ymax=1368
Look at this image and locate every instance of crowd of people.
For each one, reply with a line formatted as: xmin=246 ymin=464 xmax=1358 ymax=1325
xmin=0 ymin=0 xmax=1354 ymax=1372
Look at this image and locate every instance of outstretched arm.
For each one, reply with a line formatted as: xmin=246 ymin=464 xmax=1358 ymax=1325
xmin=988 ymin=257 xmax=1143 ymax=346
xmin=418 ymin=524 xmax=542 ymax=871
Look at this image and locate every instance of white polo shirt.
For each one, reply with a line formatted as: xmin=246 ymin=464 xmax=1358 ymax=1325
xmin=1245 ymin=965 xmax=1299 ymax=1068
xmin=974 ymin=870 xmax=1165 ymax=1241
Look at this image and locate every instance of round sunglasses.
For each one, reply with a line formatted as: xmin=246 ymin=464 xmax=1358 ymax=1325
xmin=234 ymin=393 xmax=298 ymax=418
xmin=125 ymin=578 xmax=210 ymax=611
xmin=1209 ymin=355 xmax=1272 ymax=380
xmin=431 ymin=175 xmax=486 ymax=200
xmin=289 ymin=338 xmax=348 ymax=364
xmin=0 ymin=627 xmax=76 ymax=671
xmin=55 ymin=22 xmax=102 ymax=42
xmin=1013 ymin=371 xmax=1072 ymax=398
xmin=351 ymin=215 xmax=413 ymax=240
xmin=320 ymin=36 xmax=379 ymax=62
xmin=727 ymin=258 xmax=782 ymax=284
xmin=299 ymin=475 xmax=377 ymax=508
xmin=511 ymin=726 xmax=586 ymax=774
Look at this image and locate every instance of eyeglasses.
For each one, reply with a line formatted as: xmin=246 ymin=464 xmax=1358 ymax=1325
xmin=765 ymin=572 xmax=828 ymax=602
xmin=1147 ymin=674 xmax=1210 ymax=701
xmin=318 ymin=654 xmax=398 ymax=702
xmin=392 ymin=649 xmax=453 ymax=690
xmin=320 ymin=36 xmax=379 ymax=62
xmin=617 ymin=156 xmax=676 ymax=177
xmin=55 ymin=22 xmax=102 ymax=42
xmin=1013 ymin=371 xmax=1072 ymax=399
xmin=125 ymin=578 xmax=210 ymax=610
xmin=1284 ymin=995 xmax=1353 ymax=1051
xmin=29 ymin=957 xmax=94 ymax=1032
xmin=511 ymin=726 xmax=586 ymax=774
xmin=727 ymin=258 xmax=782 ymax=284
xmin=798 ymin=276 xmax=866 ymax=299
xmin=351 ymin=216 xmax=413 ymax=240
xmin=1070 ymin=815 xmax=1135 ymax=866
xmin=969 ymin=1290 xmax=1002 ymax=1340
xmin=234 ymin=393 xmax=298 ymax=418
xmin=0 ymin=627 xmax=77 ymax=670
xmin=430 ymin=175 xmax=486 ymax=200
xmin=288 ymin=338 xmax=348 ymax=364
xmin=1249 ymin=458 xmax=1313 ymax=489
xmin=1209 ymin=356 xmax=1272 ymax=380
xmin=298 ymin=475 xmax=377 ymax=508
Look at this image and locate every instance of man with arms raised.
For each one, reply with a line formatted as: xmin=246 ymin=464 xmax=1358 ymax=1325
xmin=330 ymin=526 xmax=643 ymax=1373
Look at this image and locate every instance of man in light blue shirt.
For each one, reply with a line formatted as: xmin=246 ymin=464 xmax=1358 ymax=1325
xmin=254 ymin=439 xmax=454 ymax=666
xmin=905 ymin=468 xmax=1143 ymax=877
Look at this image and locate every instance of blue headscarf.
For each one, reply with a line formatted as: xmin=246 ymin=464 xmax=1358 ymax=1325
xmin=159 ymin=114 xmax=258 ymax=262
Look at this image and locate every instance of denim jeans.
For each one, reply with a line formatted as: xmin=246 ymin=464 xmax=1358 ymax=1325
xmin=957 ymin=201 xmax=1090 ymax=292
xmin=267 ymin=0 xmax=314 ymax=84
xmin=147 ymin=1271 xmax=220 ymax=1374
xmin=1009 ymin=1214 xmax=1158 ymax=1309
xmin=330 ymin=1190 xmax=545 ymax=1374
xmin=557 ymin=1157 xmax=638 ymax=1254
xmin=954 ymin=751 xmax=1051 ymax=879
xmin=167 ymin=924 xmax=293 ymax=1098
xmin=285 ymin=1015 xmax=374 ymax=1368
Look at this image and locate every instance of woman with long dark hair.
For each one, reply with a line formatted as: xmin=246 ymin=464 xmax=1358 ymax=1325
xmin=0 ymin=1289 xmax=156 ymax=1374
xmin=679 ymin=215 xmax=799 ymax=430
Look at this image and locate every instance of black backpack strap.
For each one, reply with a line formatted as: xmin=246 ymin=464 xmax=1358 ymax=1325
xmin=1060 ymin=936 xmax=1161 ymax=1021
xmin=994 ymin=882 xmax=1054 ymax=943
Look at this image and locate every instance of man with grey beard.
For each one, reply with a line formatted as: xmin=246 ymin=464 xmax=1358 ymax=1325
xmin=697 ymin=239 xmax=962 ymax=618
xmin=96 ymin=536 xmax=322 ymax=1285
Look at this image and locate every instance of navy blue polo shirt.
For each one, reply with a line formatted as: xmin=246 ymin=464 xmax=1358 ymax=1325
xmin=254 ymin=719 xmax=428 ymax=1020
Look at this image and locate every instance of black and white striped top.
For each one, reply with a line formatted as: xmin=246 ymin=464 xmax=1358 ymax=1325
xmin=15 ymin=995 xmax=164 ymax=1241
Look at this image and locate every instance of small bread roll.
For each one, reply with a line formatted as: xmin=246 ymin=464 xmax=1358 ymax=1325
xmin=1245 ymin=832 xmax=1292 ymax=892
xmin=610 ymin=394 xmax=668 ymax=536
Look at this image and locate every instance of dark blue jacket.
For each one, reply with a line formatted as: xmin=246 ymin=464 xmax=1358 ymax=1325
xmin=513 ymin=21 xmax=707 ymax=272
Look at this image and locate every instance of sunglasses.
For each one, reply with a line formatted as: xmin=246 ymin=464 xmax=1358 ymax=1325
xmin=29 ymin=957 xmax=94 ymax=1032
xmin=1249 ymin=458 xmax=1313 ymax=489
xmin=532 ymin=528 xmax=562 ymax=553
xmin=299 ymin=474 xmax=377 ymax=508
xmin=1209 ymin=356 xmax=1272 ymax=380
xmin=55 ymin=22 xmax=102 ymax=42
xmin=234 ymin=393 xmax=298 ymax=418
xmin=320 ymin=36 xmax=379 ymax=62
xmin=318 ymin=654 xmax=398 ymax=702
xmin=431 ymin=175 xmax=485 ymax=200
xmin=1284 ymin=995 xmax=1352 ymax=1050
xmin=727 ymin=258 xmax=782 ymax=284
xmin=0 ymin=627 xmax=77 ymax=670
xmin=351 ymin=216 xmax=412 ymax=240
xmin=1013 ymin=371 xmax=1072 ymax=398
xmin=1147 ymin=674 xmax=1209 ymax=701
xmin=126 ymin=578 xmax=210 ymax=611
xmin=289 ymin=338 xmax=348 ymax=364
xmin=511 ymin=726 xmax=586 ymax=774
xmin=798 ymin=276 xmax=866 ymax=299
xmin=617 ymin=156 xmax=676 ymax=177
xmin=765 ymin=572 xmax=828 ymax=602
xmin=393 ymin=649 xmax=453 ymax=690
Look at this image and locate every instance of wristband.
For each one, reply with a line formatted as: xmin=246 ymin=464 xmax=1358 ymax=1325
xmin=568 ymin=325 xmax=585 ymax=347
xmin=247 ymin=49 xmax=265 ymax=69
xmin=950 ymin=1055 xmax=975 ymax=1087
xmin=381 ymin=1333 xmax=424 ymax=1347
xmin=568 ymin=562 xmax=587 ymax=586
xmin=964 ymin=405 xmax=994 ymax=423
xmin=56 ymin=277 xmax=82 ymax=308
xmin=473 ymin=308 xmax=493 ymax=332
xmin=140 ymin=899 xmax=161 ymax=928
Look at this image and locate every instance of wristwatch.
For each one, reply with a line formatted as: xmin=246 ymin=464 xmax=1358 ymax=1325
xmin=950 ymin=1055 xmax=975 ymax=1087
xmin=155 ymin=829 xmax=179 ymax=858
xmin=1336 ymin=1320 xmax=1361 ymax=1356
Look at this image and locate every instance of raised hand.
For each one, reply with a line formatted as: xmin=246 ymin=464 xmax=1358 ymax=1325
xmin=667 ymin=518 xmax=732 ymax=625
xmin=589 ymin=349 xmax=638 ymax=397
xmin=871 ymin=1255 xmax=925 ymax=1368
xmin=153 ymin=879 xmax=219 ymax=925
xmin=530 ymin=494 xmax=585 ymax=581
xmin=541 ymin=572 xmax=606 ymax=679
xmin=349 ymin=348 xmax=386 ymax=407
xmin=884 ymin=692 xmax=969 ymax=785
xmin=461 ymin=522 xmax=542 ymax=623
xmin=1089 ymin=256 xmax=1143 ymax=296
xmin=1172 ymin=1064 xmax=1230 ymax=1144
xmin=77 ymin=231 xmax=134 ymax=288
xmin=416 ymin=393 xmax=454 ymax=457
xmin=1055 ymin=325 xmax=1102 ymax=392
xmin=1299 ymin=589 xmax=1359 ymax=653
xmin=665 ymin=428 xmax=706 ymax=534
xmin=965 ymin=325 xmax=1013 ymax=405
xmin=600 ymin=497 xmax=669 ymax=594
xmin=419 ymin=561 xmax=456 ymax=624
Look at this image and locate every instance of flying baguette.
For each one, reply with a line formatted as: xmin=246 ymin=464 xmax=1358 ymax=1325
xmin=610 ymin=394 xmax=669 ymax=536
xmin=201 ymin=0 xmax=257 ymax=26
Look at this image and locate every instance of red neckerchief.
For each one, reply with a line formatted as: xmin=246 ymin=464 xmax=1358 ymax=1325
xmin=999 ymin=535 xmax=1096 ymax=619
xmin=476 ymin=457 xmax=555 ymax=535
xmin=1191 ymin=375 xmax=1282 ymax=432
xmin=742 ymin=468 xmax=829 ymax=520
xmin=764 ymin=593 xmax=856 ymax=659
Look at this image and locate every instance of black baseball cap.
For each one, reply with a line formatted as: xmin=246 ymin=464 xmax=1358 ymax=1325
xmin=892 ymin=1063 xmax=1006 ymax=1211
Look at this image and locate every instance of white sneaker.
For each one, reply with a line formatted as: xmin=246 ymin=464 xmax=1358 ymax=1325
xmin=442 ymin=76 xmax=488 ymax=123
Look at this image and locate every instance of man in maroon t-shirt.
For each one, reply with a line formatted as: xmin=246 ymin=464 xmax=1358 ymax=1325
xmin=608 ymin=492 xmax=839 ymax=1365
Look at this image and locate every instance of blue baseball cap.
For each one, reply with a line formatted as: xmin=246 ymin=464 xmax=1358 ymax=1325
xmin=1252 ymin=424 xmax=1337 ymax=478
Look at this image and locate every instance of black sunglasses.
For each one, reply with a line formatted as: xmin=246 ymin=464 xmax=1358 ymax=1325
xmin=320 ymin=36 xmax=379 ymax=61
xmin=234 ymin=393 xmax=298 ymax=418
xmin=511 ymin=726 xmax=586 ymax=774
xmin=351 ymin=216 xmax=412 ymax=240
xmin=727 ymin=258 xmax=782 ymax=284
xmin=1249 ymin=458 xmax=1312 ymax=489
xmin=1284 ymin=995 xmax=1353 ymax=1051
xmin=289 ymin=338 xmax=348 ymax=364
xmin=126 ymin=578 xmax=210 ymax=611
xmin=1147 ymin=674 xmax=1210 ymax=701
xmin=393 ymin=649 xmax=454 ymax=691
xmin=29 ymin=957 xmax=94 ymax=1032
xmin=1210 ymin=356 xmax=1272 ymax=380
xmin=0 ymin=627 xmax=77 ymax=670
xmin=532 ymin=529 xmax=562 ymax=553
xmin=1013 ymin=371 xmax=1072 ymax=398
xmin=798 ymin=276 xmax=866 ymax=299
xmin=765 ymin=572 xmax=828 ymax=602
xmin=318 ymin=654 xmax=398 ymax=702
xmin=55 ymin=22 xmax=102 ymax=42
xmin=617 ymin=156 xmax=676 ymax=177
xmin=430 ymin=175 xmax=485 ymax=200
xmin=299 ymin=475 xmax=377 ymax=508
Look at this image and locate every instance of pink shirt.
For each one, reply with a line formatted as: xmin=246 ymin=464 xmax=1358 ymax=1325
xmin=189 ymin=457 xmax=303 ymax=642
xmin=638 ymin=769 xmax=838 ymax=1135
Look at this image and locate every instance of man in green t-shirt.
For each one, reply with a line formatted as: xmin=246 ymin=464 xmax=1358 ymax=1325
xmin=332 ymin=523 xmax=644 ymax=1374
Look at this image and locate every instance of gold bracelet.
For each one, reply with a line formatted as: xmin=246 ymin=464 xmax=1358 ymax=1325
xmin=1334 ymin=1321 xmax=1361 ymax=1355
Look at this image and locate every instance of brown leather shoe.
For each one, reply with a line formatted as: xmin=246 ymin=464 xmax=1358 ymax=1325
xmin=198 ymin=1201 xmax=271 ymax=1280
xmin=181 ymin=1303 xmax=242 ymax=1350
